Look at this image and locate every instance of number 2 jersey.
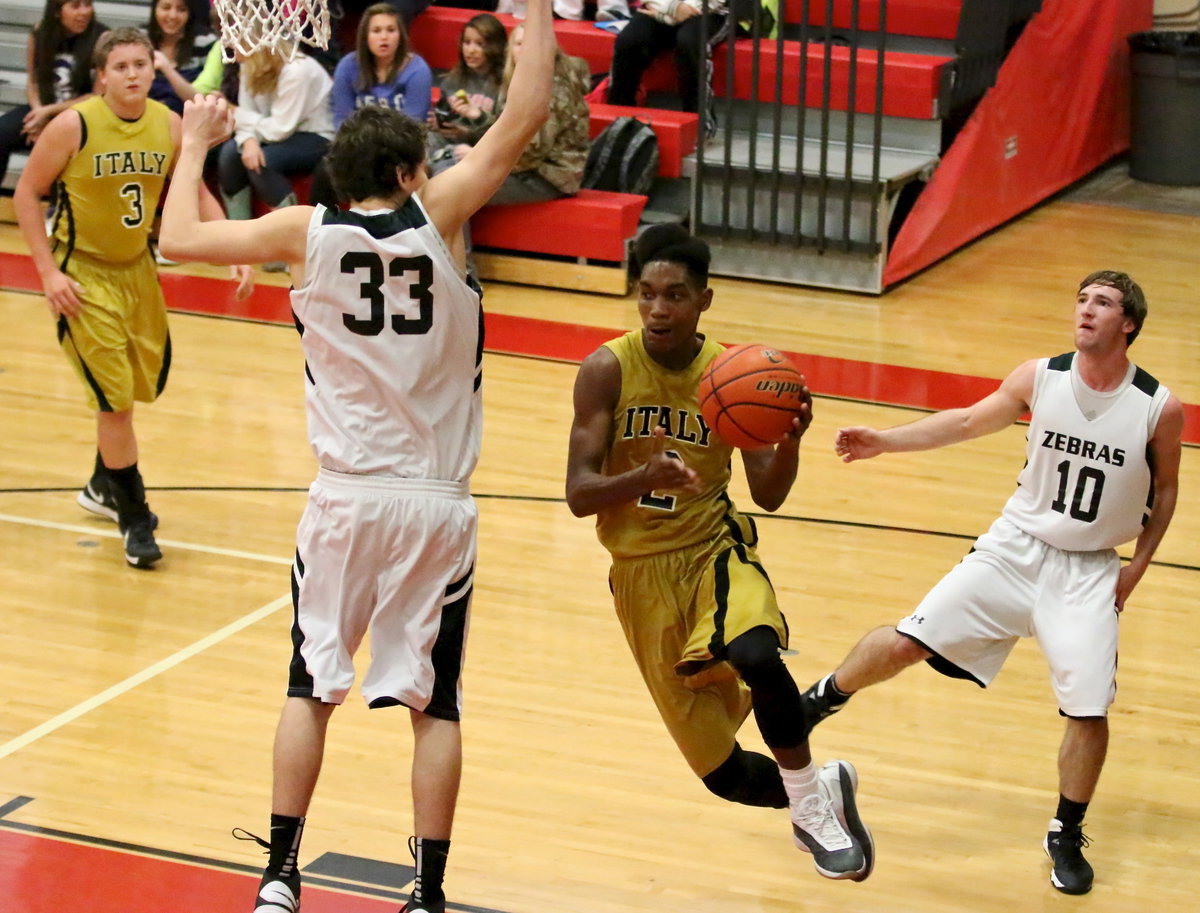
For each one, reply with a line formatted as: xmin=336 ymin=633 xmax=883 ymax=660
xmin=53 ymin=96 xmax=174 ymax=265
xmin=595 ymin=331 xmax=754 ymax=559
xmin=290 ymin=200 xmax=483 ymax=480
xmin=1001 ymin=352 xmax=1170 ymax=551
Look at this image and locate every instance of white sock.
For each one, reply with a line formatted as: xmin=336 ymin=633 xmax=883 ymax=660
xmin=779 ymin=761 xmax=820 ymax=808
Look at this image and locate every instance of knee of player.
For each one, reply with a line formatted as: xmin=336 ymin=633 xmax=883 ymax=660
xmin=891 ymin=629 xmax=932 ymax=665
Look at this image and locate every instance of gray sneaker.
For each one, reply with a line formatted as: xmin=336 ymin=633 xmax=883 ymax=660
xmin=791 ymin=777 xmax=866 ymax=879
xmin=819 ymin=760 xmax=874 ymax=881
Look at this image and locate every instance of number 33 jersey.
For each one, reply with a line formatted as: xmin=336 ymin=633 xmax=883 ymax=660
xmin=1001 ymin=352 xmax=1170 ymax=551
xmin=290 ymin=200 xmax=484 ymax=481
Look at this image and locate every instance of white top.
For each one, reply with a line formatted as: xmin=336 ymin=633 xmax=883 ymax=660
xmin=1001 ymin=353 xmax=1170 ymax=551
xmin=289 ymin=199 xmax=484 ymax=481
xmin=235 ymin=53 xmax=334 ymax=147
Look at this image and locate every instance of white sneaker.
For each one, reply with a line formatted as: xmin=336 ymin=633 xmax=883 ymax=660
xmin=818 ymin=760 xmax=874 ymax=881
xmin=791 ymin=780 xmax=865 ymax=879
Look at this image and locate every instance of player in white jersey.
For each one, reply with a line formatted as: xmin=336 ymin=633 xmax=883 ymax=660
xmin=157 ymin=4 xmax=557 ymax=912
xmin=795 ymin=271 xmax=1183 ymax=896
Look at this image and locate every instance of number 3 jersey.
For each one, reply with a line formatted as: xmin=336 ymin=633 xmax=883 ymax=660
xmin=1001 ymin=352 xmax=1170 ymax=551
xmin=54 ymin=96 xmax=174 ymax=265
xmin=290 ymin=200 xmax=483 ymax=481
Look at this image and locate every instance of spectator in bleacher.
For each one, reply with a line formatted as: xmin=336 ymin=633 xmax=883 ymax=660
xmin=331 ymin=3 xmax=433 ymax=125
xmin=426 ymin=12 xmax=507 ymax=172
xmin=0 ymin=0 xmax=106 ymax=192
xmin=480 ymin=22 xmax=588 ymax=204
xmin=310 ymin=2 xmax=433 ymax=207
xmin=216 ymin=46 xmax=333 ymax=267
xmin=147 ymin=0 xmax=220 ymax=114
xmin=607 ymin=0 xmax=728 ymax=137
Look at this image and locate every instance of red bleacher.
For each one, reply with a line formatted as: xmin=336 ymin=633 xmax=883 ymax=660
xmin=790 ymin=0 xmax=963 ymax=40
xmin=471 ymin=189 xmax=646 ymax=262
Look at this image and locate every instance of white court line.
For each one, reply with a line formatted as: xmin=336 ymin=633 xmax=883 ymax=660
xmin=0 ymin=512 xmax=293 ymax=565
xmin=0 ymin=593 xmax=292 ymax=761
xmin=0 ymin=510 xmax=295 ymax=760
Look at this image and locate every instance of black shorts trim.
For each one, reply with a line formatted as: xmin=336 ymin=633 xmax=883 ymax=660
xmin=899 ymin=630 xmax=986 ymax=688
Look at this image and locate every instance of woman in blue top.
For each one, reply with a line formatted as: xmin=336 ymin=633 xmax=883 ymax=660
xmin=331 ymin=3 xmax=433 ymax=126
xmin=310 ymin=3 xmax=432 ymax=207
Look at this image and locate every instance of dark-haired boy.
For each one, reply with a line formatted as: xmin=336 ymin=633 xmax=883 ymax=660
xmin=800 ymin=272 xmax=1183 ymax=894
xmin=564 ymin=224 xmax=875 ymax=883
xmin=158 ymin=2 xmax=558 ymax=911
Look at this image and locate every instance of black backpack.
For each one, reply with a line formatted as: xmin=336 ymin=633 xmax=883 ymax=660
xmin=582 ymin=116 xmax=660 ymax=196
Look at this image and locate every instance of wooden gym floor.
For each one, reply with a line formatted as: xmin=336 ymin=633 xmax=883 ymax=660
xmin=0 ymin=191 xmax=1196 ymax=913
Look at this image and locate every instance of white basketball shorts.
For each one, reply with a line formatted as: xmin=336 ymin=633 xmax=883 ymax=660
xmin=288 ymin=468 xmax=477 ymax=720
xmin=895 ymin=516 xmax=1119 ymax=717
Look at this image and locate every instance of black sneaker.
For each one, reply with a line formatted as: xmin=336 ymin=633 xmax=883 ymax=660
xmin=1044 ymin=818 xmax=1093 ymax=895
xmin=252 ymin=869 xmax=300 ymax=912
xmin=801 ymin=674 xmax=851 ymax=731
xmin=78 ymin=478 xmax=159 ymax=530
xmin=121 ymin=516 xmax=162 ymax=569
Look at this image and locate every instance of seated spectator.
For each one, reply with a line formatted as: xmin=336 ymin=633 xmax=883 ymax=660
xmin=481 ymin=22 xmax=589 ymax=205
xmin=0 ymin=0 xmax=106 ymax=193
xmin=608 ymin=0 xmax=728 ymax=137
xmin=217 ymin=47 xmax=333 ymax=265
xmin=147 ymin=0 xmax=220 ymax=114
xmin=332 ymin=3 xmax=433 ymax=124
xmin=310 ymin=2 xmax=433 ymax=207
xmin=426 ymin=13 xmax=507 ymax=172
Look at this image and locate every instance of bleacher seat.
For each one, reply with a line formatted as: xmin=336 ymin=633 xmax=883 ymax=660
xmin=470 ymin=189 xmax=647 ymax=295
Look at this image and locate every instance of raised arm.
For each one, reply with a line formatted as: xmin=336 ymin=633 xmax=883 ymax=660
xmin=565 ymin=348 xmax=701 ymax=517
xmin=1116 ymin=394 xmax=1184 ymax=611
xmin=158 ymin=96 xmax=310 ymax=274
xmin=836 ymin=358 xmax=1037 ymax=463
xmin=418 ymin=0 xmax=555 ymax=240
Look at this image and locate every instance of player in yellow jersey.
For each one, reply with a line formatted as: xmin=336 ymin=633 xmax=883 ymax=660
xmin=14 ymin=28 xmax=252 ymax=568
xmin=566 ymin=224 xmax=874 ymax=883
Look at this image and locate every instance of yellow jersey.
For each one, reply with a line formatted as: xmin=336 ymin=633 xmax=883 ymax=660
xmin=53 ymin=96 xmax=175 ymax=265
xmin=595 ymin=330 xmax=755 ymax=559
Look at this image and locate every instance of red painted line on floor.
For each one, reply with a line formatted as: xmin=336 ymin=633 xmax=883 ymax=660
xmin=0 ymin=829 xmax=394 ymax=913
xmin=3 ymin=252 xmax=1197 ymax=442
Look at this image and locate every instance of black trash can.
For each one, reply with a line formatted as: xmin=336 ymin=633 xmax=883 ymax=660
xmin=1128 ymin=31 xmax=1200 ymax=185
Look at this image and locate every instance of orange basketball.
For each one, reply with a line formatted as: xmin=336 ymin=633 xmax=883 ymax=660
xmin=698 ymin=344 xmax=809 ymax=449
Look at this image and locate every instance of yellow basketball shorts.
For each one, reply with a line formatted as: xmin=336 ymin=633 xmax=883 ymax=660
xmin=609 ymin=536 xmax=789 ymax=778
xmin=56 ymin=249 xmax=170 ymax=412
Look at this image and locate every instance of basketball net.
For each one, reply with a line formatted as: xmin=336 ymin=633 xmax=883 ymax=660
xmin=212 ymin=0 xmax=331 ymax=62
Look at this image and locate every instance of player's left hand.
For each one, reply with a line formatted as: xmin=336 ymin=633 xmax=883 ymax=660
xmin=1115 ymin=564 xmax=1141 ymax=613
xmin=773 ymin=382 xmax=813 ymax=448
xmin=230 ymin=264 xmax=255 ymax=301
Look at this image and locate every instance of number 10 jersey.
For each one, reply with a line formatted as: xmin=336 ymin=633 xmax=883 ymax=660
xmin=1001 ymin=352 xmax=1170 ymax=551
xmin=290 ymin=200 xmax=484 ymax=481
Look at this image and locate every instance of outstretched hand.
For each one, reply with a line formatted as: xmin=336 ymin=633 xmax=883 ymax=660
xmin=834 ymin=426 xmax=885 ymax=463
xmin=230 ymin=265 xmax=255 ymax=301
xmin=643 ymin=425 xmax=702 ymax=494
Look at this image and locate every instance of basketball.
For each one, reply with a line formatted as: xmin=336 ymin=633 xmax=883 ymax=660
xmin=698 ymin=344 xmax=809 ymax=449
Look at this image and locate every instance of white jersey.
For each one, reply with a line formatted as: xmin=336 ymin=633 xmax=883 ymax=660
xmin=1001 ymin=353 xmax=1169 ymax=551
xmin=290 ymin=200 xmax=484 ymax=480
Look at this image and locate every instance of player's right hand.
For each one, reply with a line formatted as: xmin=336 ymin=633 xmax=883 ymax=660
xmin=834 ymin=426 xmax=884 ymax=463
xmin=643 ymin=426 xmax=702 ymax=493
xmin=42 ymin=269 xmax=83 ymax=319
xmin=182 ymin=94 xmax=235 ymax=149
